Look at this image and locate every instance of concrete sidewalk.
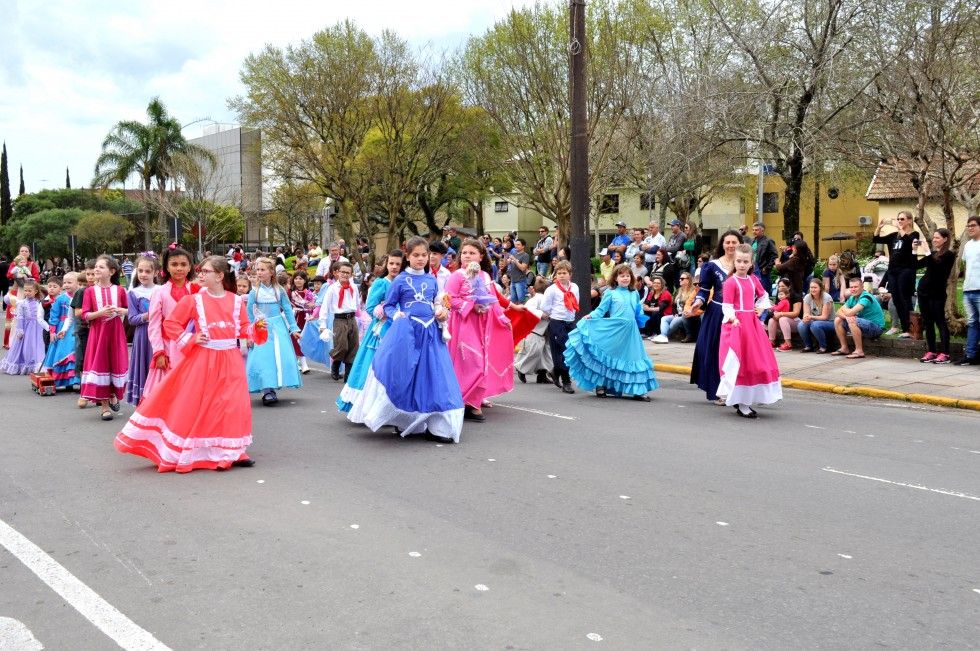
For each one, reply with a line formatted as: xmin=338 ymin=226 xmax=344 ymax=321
xmin=646 ymin=339 xmax=980 ymax=411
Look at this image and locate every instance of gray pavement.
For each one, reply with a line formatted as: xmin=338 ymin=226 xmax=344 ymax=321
xmin=1 ymin=366 xmax=978 ymax=650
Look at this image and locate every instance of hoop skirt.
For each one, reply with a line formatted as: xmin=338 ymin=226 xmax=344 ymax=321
xmin=690 ymin=260 xmax=728 ymax=400
xmin=716 ymin=274 xmax=782 ymax=407
xmin=42 ymin=294 xmax=77 ymax=387
xmin=337 ymin=277 xmax=393 ymax=412
xmin=347 ymin=271 xmax=464 ymax=441
xmin=564 ymin=287 xmax=658 ymax=395
xmin=114 ymin=291 xmax=253 ymax=472
xmin=125 ymin=289 xmax=154 ymax=405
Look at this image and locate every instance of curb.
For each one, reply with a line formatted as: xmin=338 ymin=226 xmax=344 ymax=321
xmin=652 ymin=363 xmax=980 ymax=413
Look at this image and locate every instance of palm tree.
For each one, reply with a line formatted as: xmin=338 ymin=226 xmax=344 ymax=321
xmin=92 ymin=97 xmax=216 ymax=248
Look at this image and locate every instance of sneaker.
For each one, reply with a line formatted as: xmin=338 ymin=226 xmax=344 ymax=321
xmin=898 ymin=332 xmax=911 ymax=339
xmin=652 ymin=335 xmax=669 ymax=344
xmin=920 ymin=352 xmax=937 ymax=363
xmin=933 ymin=353 xmax=951 ymax=364
xmin=884 ymin=328 xmax=899 ymax=336
xmin=777 ymin=342 xmax=793 ymax=351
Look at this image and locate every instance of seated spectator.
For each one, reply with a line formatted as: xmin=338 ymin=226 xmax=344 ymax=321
xmin=649 ymin=248 xmax=677 ymax=293
xmin=641 ymin=276 xmax=672 ymax=338
xmin=678 ymin=275 xmax=706 ymax=342
xmin=822 ymin=255 xmax=842 ymax=302
xmin=861 ymin=251 xmax=889 ymax=292
xmin=655 ymin=271 xmax=696 ymax=342
xmin=830 ymin=276 xmax=885 ymax=359
xmin=799 ymin=279 xmax=834 ymax=353
xmin=597 ymin=248 xmax=615 ymax=282
xmin=767 ymin=280 xmax=802 ymax=351
xmin=629 ymin=253 xmax=648 ymax=281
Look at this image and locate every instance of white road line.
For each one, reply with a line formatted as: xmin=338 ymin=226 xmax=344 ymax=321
xmin=492 ymin=403 xmax=577 ymax=420
xmin=0 ymin=617 xmax=43 ymax=650
xmin=0 ymin=518 xmax=170 ymax=651
xmin=822 ymin=467 xmax=980 ymax=502
xmin=804 ymin=424 xmax=825 ymax=430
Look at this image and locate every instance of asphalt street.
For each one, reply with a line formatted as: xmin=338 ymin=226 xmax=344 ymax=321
xmin=1 ymin=366 xmax=978 ymax=650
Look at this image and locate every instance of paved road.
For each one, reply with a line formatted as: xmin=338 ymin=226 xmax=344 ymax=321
xmin=1 ymin=367 xmax=978 ymax=649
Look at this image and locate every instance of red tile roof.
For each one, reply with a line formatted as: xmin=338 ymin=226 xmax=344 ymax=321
xmin=866 ymin=159 xmax=980 ymax=201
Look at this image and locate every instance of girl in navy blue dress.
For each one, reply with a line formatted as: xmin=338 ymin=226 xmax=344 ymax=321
xmin=347 ymin=237 xmax=465 ymax=443
xmin=688 ymin=230 xmax=741 ymax=403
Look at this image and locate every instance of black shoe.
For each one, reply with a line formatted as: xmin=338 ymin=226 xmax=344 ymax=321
xmin=232 ymin=459 xmax=255 ymax=468
xmin=517 ymin=372 xmax=527 ymax=384
xmin=561 ymin=383 xmax=575 ymax=394
xmin=464 ymin=408 xmax=486 ymax=422
xmin=536 ymin=371 xmax=550 ymax=384
xmin=595 ymin=387 xmax=606 ymax=398
xmin=331 ymin=361 xmax=342 ymax=380
xmin=631 ymin=394 xmax=651 ymax=402
xmin=425 ymin=432 xmax=455 ymax=444
xmin=736 ymin=408 xmax=758 ymax=419
xmin=108 ymin=399 xmax=121 ymax=412
xmin=955 ymin=357 xmax=978 ymax=366
xmin=261 ymin=390 xmax=278 ymax=406
xmin=553 ymin=372 xmax=562 ymax=388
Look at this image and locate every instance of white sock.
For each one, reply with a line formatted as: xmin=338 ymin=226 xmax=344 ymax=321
xmin=738 ymin=404 xmax=753 ymax=415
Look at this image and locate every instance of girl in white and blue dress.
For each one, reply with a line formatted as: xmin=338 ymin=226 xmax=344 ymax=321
xmin=336 ymin=250 xmax=403 ymax=413
xmin=347 ymin=237 xmax=464 ymax=443
xmin=565 ymin=263 xmax=658 ymax=401
xmin=246 ymin=257 xmax=302 ymax=406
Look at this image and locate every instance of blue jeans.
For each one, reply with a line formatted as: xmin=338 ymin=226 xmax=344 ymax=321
xmin=841 ymin=317 xmax=883 ymax=339
xmin=964 ymin=290 xmax=980 ymax=359
xmin=536 ymin=262 xmax=550 ymax=277
xmin=800 ymin=319 xmax=832 ymax=350
xmin=510 ymin=279 xmax=528 ymax=304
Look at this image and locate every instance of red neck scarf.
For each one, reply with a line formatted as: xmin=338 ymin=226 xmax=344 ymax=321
xmin=338 ymin=282 xmax=353 ymax=309
xmin=557 ymin=281 xmax=579 ymax=312
xmin=170 ymin=281 xmax=197 ymax=303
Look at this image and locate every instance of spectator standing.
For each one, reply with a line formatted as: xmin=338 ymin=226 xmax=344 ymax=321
xmin=829 ymin=277 xmax=885 ymax=359
xmin=664 ymin=220 xmax=687 ymax=262
xmin=608 ymin=221 xmax=631 ymax=255
xmin=533 ymin=226 xmax=555 ymax=277
xmin=872 ymin=211 xmax=922 ymax=337
xmin=916 ymin=228 xmax=956 ymax=364
xmin=314 ymin=242 xmax=349 ymax=279
xmin=444 ymin=227 xmax=462 ymax=255
xmin=957 ymin=215 xmax=980 ymax=365
xmin=625 ymin=228 xmax=645 ymax=262
xmin=681 ymin=222 xmax=702 ymax=273
xmin=121 ymin=256 xmax=134 ymax=288
xmin=750 ymin=222 xmax=778 ymax=288
xmin=649 ymin=248 xmax=677 ymax=293
xmin=506 ymin=239 xmax=531 ymax=303
xmin=641 ymin=222 xmax=667 ymax=271
xmin=774 ymin=239 xmax=814 ymax=298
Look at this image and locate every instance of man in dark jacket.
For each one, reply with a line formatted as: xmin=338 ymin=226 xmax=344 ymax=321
xmin=751 ymin=221 xmax=778 ymax=287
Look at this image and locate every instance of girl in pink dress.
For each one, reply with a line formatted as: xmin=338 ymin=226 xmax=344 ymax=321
xmin=143 ymin=247 xmax=200 ymax=399
xmin=79 ymin=255 xmax=129 ymax=421
xmin=717 ymin=244 xmax=782 ymax=418
xmin=445 ymin=238 xmax=522 ymax=422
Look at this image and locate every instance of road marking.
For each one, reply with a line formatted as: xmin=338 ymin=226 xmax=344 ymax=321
xmin=0 ymin=518 xmax=170 ymax=650
xmin=843 ymin=430 xmax=857 ymax=434
xmin=838 ymin=554 xmax=853 ymax=559
xmin=587 ymin=633 xmax=603 ymax=641
xmin=547 ymin=475 xmax=557 ymax=479
xmin=474 ymin=584 xmax=489 ymax=591
xmin=0 ymin=617 xmax=43 ymax=650
xmin=864 ymin=434 xmax=875 ymax=438
xmin=349 ymin=524 xmax=360 ymax=529
xmin=493 ymin=403 xmax=577 ymax=420
xmin=822 ymin=467 xmax=980 ymax=502
xmin=487 ymin=458 xmax=496 ymax=462
xmin=256 ymin=480 xmax=265 ymax=484
xmin=619 ymin=495 xmax=630 ymax=500
xmin=804 ymin=425 xmax=825 ymax=430
xmin=973 ymin=588 xmax=980 ymax=595
xmin=408 ymin=552 xmax=421 ymax=558
xmin=716 ymin=521 xmax=729 ymax=527
xmin=300 ymin=500 xmax=310 ymax=505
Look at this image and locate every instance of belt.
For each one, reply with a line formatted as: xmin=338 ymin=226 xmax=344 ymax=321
xmin=201 ymin=338 xmax=238 ymax=350
xmin=334 ymin=312 xmax=355 ymax=320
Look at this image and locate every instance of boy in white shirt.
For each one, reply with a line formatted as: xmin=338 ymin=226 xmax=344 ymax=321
xmin=318 ymin=261 xmax=361 ymax=380
xmin=539 ymin=261 xmax=579 ymax=394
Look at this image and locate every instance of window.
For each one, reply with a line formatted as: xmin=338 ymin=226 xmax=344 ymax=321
xmin=762 ymin=192 xmax=780 ymax=214
xmin=494 ymin=201 xmax=509 ymax=213
xmin=640 ymin=192 xmax=654 ymax=211
xmin=599 ymin=193 xmax=620 ymax=214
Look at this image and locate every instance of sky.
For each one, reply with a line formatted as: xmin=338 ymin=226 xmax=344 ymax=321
xmin=0 ymin=0 xmax=535 ymax=194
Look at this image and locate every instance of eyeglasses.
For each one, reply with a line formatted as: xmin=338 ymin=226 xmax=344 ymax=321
xmin=896 ymin=217 xmax=909 ymax=221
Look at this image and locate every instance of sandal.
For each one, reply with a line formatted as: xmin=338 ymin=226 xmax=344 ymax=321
xmin=845 ymin=352 xmax=865 ymax=359
xmin=595 ymin=387 xmax=607 ymax=398
xmin=100 ymin=409 xmax=114 ymax=421
xmin=830 ymin=350 xmax=849 ymax=356
xmin=815 ymin=348 xmax=828 ymax=354
xmin=630 ymin=395 xmax=651 ymax=402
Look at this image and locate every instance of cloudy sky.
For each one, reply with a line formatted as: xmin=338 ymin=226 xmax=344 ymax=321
xmin=0 ymin=0 xmax=534 ymax=193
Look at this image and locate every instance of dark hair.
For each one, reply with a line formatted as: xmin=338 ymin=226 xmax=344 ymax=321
xmin=161 ymin=246 xmax=195 ymax=283
xmin=932 ymin=228 xmax=951 ymax=259
xmin=47 ymin=276 xmax=63 ymax=287
xmin=402 ymin=236 xmax=429 ymax=271
xmin=713 ymin=230 xmax=743 ymax=259
xmin=428 ymin=241 xmax=448 ymax=255
xmin=515 ymin=238 xmax=526 ymax=247
xmin=21 ymin=279 xmax=42 ymax=298
xmin=460 ymin=238 xmax=494 ymax=275
xmin=967 ymin=215 xmax=979 ymax=227
xmin=292 ymin=270 xmax=309 ymax=288
xmin=200 ymin=255 xmax=237 ymax=292
xmin=96 ymin=254 xmax=121 ymax=284
xmin=311 ymin=275 xmax=326 ymax=284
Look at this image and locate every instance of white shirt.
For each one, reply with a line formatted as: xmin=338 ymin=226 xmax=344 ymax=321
xmin=318 ymin=281 xmax=360 ymax=330
xmin=314 ymin=256 xmax=350 ymax=279
xmin=539 ymin=282 xmax=579 ymax=322
xmin=963 ymin=238 xmax=980 ymax=292
xmin=641 ymin=233 xmax=667 ymax=262
xmin=430 ymin=265 xmax=451 ymax=295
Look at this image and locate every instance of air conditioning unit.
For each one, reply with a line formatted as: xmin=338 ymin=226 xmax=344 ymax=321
xmin=857 ymin=215 xmax=872 ymax=226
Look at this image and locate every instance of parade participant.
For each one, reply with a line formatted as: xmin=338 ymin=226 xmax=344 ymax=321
xmin=336 ymin=250 xmax=403 ymax=412
xmin=514 ymin=277 xmax=553 ymax=385
xmin=70 ymin=261 xmax=94 ymax=407
xmin=0 ymin=279 xmax=47 ymax=375
xmin=42 ymin=273 xmax=79 ymax=389
xmin=915 ymin=228 xmax=956 ymax=364
xmin=79 ymin=255 xmax=129 ymax=421
xmin=289 ymin=271 xmax=315 ymax=374
xmin=565 ymin=264 xmax=657 ymax=400
xmin=299 ymin=275 xmax=331 ymax=366
xmin=318 ymin=260 xmax=361 ymax=381
xmin=445 ymin=238 xmax=516 ymax=422
xmin=246 ymin=257 xmax=302 ymax=405
xmin=125 ymin=255 xmax=157 ymax=405
xmin=143 ymin=247 xmax=199 ymax=399
xmin=716 ymin=244 xmax=781 ymax=417
xmin=428 ymin=241 xmax=451 ymax=294
xmin=114 ymin=256 xmax=256 ymax=472
xmin=236 ymin=275 xmax=252 ymax=296
xmin=689 ymin=229 xmax=741 ymax=404
xmin=347 ymin=237 xmax=464 ymax=443
xmin=539 ymin=260 xmax=579 ymax=394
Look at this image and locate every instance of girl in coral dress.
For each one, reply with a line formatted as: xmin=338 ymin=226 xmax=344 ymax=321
xmin=143 ymin=247 xmax=199 ymax=399
xmin=79 ymin=255 xmax=129 ymax=421
xmin=114 ymin=256 xmax=256 ymax=472
xmin=717 ymin=244 xmax=782 ymax=417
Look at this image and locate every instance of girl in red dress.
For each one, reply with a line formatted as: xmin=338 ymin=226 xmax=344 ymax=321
xmin=79 ymin=255 xmax=129 ymax=421
xmin=114 ymin=256 xmax=256 ymax=473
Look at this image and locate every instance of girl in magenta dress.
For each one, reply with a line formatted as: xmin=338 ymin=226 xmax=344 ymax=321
xmin=717 ymin=244 xmax=782 ymax=418
xmin=143 ymin=247 xmax=199 ymax=399
xmin=445 ymin=238 xmax=521 ymax=422
xmin=79 ymin=255 xmax=129 ymax=421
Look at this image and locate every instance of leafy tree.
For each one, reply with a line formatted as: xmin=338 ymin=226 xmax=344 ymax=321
xmin=0 ymin=208 xmax=83 ymax=260
xmin=0 ymin=142 xmax=10 ymax=225
xmin=73 ymin=211 xmax=136 ymax=258
xmin=178 ymin=199 xmax=245 ymax=251
xmin=267 ymin=181 xmax=325 ymax=248
xmin=13 ymin=188 xmax=141 ymax=219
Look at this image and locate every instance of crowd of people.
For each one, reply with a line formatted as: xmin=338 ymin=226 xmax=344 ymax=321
xmin=1 ymin=212 xmax=977 ymax=471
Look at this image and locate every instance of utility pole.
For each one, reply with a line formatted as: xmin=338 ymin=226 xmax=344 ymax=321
xmin=569 ymin=0 xmax=591 ymax=317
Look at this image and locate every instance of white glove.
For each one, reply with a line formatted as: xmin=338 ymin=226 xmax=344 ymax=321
xmin=319 ymin=328 xmax=333 ymax=343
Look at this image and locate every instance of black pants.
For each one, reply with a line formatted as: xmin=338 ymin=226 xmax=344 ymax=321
xmin=547 ymin=319 xmax=575 ymax=381
xmin=886 ymin=267 xmax=916 ymax=332
xmin=919 ymin=294 xmax=949 ymax=354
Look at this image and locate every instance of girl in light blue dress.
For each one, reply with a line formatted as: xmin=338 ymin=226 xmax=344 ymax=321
xmin=246 ymin=257 xmax=301 ymax=406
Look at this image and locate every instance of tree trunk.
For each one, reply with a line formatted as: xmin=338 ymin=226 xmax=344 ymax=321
xmin=781 ymin=150 xmax=804 ymax=240
xmin=945 ymin=226 xmax=969 ymax=334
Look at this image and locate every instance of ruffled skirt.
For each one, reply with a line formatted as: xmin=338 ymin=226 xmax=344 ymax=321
xmin=336 ymin=318 xmax=390 ymax=413
xmin=564 ymin=316 xmax=658 ymax=395
xmin=42 ymin=327 xmax=77 ymax=388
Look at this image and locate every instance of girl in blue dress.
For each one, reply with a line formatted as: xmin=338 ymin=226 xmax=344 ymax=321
xmin=347 ymin=237 xmax=464 ymax=443
xmin=246 ymin=257 xmax=302 ymax=406
xmin=565 ymin=264 xmax=658 ymax=400
xmin=336 ymin=250 xmax=403 ymax=412
xmin=688 ymin=230 xmax=741 ymax=403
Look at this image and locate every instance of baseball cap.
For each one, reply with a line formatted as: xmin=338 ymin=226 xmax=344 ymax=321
xmin=615 ymin=220 xmax=627 ymax=228
xmin=669 ymin=219 xmax=682 ymax=226
xmin=599 ymin=248 xmax=609 ymax=256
